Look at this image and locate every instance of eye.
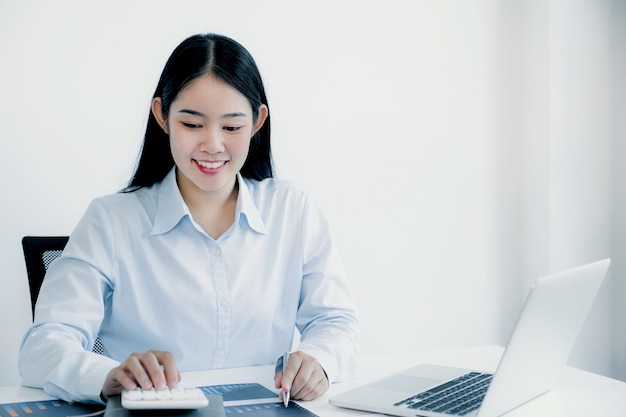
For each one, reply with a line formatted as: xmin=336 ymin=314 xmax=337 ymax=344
xmin=223 ymin=126 xmax=243 ymax=132
xmin=182 ymin=122 xmax=202 ymax=129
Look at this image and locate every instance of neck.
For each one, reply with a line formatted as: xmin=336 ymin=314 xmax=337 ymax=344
xmin=176 ymin=171 xmax=239 ymax=238
xmin=177 ymin=172 xmax=237 ymax=208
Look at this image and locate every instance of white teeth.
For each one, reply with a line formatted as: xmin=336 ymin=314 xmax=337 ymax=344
xmin=197 ymin=160 xmax=225 ymax=169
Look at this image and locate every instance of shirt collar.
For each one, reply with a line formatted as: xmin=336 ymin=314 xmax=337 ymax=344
xmin=152 ymin=169 xmax=267 ymax=236
xmin=236 ymin=174 xmax=267 ymax=235
xmin=152 ymin=168 xmax=189 ymax=235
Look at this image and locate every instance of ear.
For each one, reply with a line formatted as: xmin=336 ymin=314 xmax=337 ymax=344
xmin=151 ymin=97 xmax=169 ymax=133
xmin=252 ymin=104 xmax=269 ymax=135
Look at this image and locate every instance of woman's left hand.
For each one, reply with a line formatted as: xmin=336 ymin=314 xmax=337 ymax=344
xmin=274 ymin=351 xmax=329 ymax=401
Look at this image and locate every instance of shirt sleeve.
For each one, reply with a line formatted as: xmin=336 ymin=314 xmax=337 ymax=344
xmin=294 ymin=195 xmax=360 ymax=383
xmin=18 ymin=199 xmax=120 ymax=404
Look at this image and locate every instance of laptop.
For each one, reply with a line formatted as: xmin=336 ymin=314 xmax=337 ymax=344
xmin=329 ymin=259 xmax=611 ymax=417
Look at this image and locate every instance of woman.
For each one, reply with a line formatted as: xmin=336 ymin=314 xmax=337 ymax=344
xmin=19 ymin=33 xmax=359 ymax=404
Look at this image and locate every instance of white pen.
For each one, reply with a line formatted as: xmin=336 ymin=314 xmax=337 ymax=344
xmin=283 ymin=351 xmax=290 ymax=407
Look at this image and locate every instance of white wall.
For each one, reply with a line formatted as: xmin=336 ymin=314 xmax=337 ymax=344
xmin=0 ymin=0 xmax=623 ymax=387
xmin=610 ymin=0 xmax=626 ymax=379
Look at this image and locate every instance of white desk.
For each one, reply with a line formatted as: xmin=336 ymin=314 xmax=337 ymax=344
xmin=2 ymin=346 xmax=626 ymax=416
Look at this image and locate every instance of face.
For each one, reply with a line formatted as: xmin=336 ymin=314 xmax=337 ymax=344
xmin=152 ymin=74 xmax=267 ymax=202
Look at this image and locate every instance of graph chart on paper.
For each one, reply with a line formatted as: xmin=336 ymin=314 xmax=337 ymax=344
xmin=199 ymin=383 xmax=277 ymax=402
xmin=225 ymin=401 xmax=318 ymax=416
xmin=0 ymin=400 xmax=102 ymax=417
xmin=199 ymin=383 xmax=319 ymax=416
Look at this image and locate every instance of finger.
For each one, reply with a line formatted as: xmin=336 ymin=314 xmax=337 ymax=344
xmin=280 ymin=353 xmax=303 ymax=393
xmin=139 ymin=351 xmax=169 ymax=390
xmin=284 ymin=352 xmax=313 ymax=398
xmin=101 ymin=366 xmax=138 ymax=399
xmin=126 ymin=354 xmax=154 ymax=389
xmin=156 ymin=351 xmax=181 ymax=388
xmin=288 ymin=353 xmax=329 ymax=401
xmin=289 ymin=365 xmax=314 ymax=399
xmin=295 ymin=376 xmax=328 ymax=401
xmin=274 ymin=370 xmax=283 ymax=389
xmin=115 ymin=368 xmax=139 ymax=391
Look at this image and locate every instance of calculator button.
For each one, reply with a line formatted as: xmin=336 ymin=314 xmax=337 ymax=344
xmin=156 ymin=389 xmax=171 ymax=399
xmin=171 ymin=387 xmax=185 ymax=399
xmin=142 ymin=388 xmax=157 ymax=400
xmin=126 ymin=389 xmax=142 ymax=400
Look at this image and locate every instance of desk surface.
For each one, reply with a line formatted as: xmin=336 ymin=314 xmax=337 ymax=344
xmin=2 ymin=346 xmax=625 ymax=416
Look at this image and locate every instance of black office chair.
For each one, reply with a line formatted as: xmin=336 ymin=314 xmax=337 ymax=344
xmin=22 ymin=236 xmax=104 ymax=354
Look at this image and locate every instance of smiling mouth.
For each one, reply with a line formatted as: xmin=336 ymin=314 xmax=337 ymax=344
xmin=196 ymin=160 xmax=226 ymax=169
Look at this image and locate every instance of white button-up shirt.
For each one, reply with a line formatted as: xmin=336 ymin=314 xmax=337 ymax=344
xmin=19 ymin=169 xmax=359 ymax=403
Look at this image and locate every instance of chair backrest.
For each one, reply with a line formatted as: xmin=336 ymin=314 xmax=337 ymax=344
xmin=21 ymin=236 xmax=104 ymax=354
xmin=22 ymin=236 xmax=69 ymax=320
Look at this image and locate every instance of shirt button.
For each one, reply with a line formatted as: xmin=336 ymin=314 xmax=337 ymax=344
xmin=219 ymin=299 xmax=229 ymax=308
xmin=216 ymin=349 xmax=226 ymax=356
xmin=212 ymin=249 xmax=221 ymax=256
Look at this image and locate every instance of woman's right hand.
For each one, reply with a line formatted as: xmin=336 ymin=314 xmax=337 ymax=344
xmin=101 ymin=350 xmax=181 ymax=401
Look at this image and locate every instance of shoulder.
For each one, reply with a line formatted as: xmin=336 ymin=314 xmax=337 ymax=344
xmin=85 ymin=184 xmax=158 ymax=221
xmin=242 ymin=177 xmax=311 ymax=206
xmin=241 ymin=177 xmax=330 ymax=226
xmin=71 ymin=185 xmax=160 ymax=251
xmin=89 ymin=188 xmax=146 ymax=209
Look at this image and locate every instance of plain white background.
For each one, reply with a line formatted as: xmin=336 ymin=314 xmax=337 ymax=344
xmin=1 ymin=0 xmax=625 ymax=388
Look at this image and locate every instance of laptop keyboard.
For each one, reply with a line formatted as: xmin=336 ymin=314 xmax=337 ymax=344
xmin=393 ymin=371 xmax=493 ymax=416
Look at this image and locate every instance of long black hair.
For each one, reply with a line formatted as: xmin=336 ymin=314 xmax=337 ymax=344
xmin=125 ymin=33 xmax=273 ymax=191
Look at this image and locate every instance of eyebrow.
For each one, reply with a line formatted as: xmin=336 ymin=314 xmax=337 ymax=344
xmin=178 ymin=109 xmax=248 ymax=118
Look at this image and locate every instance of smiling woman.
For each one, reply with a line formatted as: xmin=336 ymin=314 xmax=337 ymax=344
xmin=18 ymin=33 xmax=359 ymax=406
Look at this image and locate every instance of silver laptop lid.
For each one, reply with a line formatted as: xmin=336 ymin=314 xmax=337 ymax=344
xmin=478 ymin=258 xmax=610 ymax=416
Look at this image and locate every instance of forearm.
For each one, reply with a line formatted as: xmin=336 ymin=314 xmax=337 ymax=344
xmin=19 ymin=324 xmax=119 ymax=404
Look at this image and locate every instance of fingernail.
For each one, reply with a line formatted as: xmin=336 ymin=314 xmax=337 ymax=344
xmin=156 ymin=381 xmax=167 ymax=390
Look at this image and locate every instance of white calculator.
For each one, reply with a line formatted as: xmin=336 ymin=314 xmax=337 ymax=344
xmin=121 ymin=387 xmax=209 ymax=410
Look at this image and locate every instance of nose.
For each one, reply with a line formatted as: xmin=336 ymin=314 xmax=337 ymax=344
xmin=199 ymin=127 xmax=225 ymax=154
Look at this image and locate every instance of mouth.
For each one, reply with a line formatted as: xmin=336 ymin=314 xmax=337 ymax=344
xmin=195 ymin=160 xmax=226 ymax=169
